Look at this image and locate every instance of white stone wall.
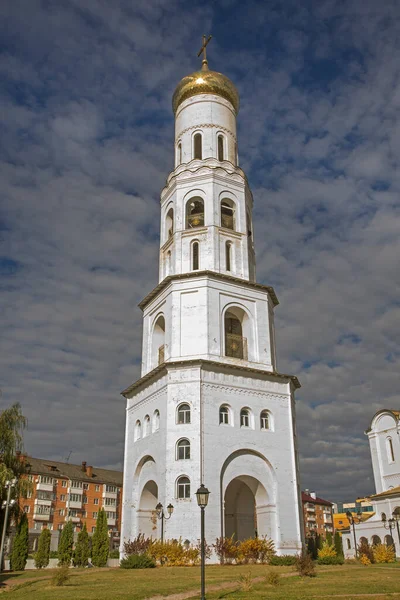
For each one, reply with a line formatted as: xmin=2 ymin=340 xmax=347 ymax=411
xmin=367 ymin=411 xmax=400 ymax=494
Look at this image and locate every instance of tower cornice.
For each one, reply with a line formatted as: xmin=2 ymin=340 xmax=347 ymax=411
xmin=138 ymin=270 xmax=279 ymax=311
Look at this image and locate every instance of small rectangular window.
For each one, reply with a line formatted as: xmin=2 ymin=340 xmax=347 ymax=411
xmin=194 ymin=133 xmax=202 ymax=160
xmin=94 ymin=498 xmax=99 ymax=505
xmin=218 ymin=135 xmax=224 ymax=161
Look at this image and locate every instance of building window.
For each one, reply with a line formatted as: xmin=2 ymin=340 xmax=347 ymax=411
xmin=152 ymin=314 xmax=165 ymax=368
xmin=346 ymin=538 xmax=351 ymax=549
xmin=82 ymin=496 xmax=87 ymax=504
xmin=62 ymin=480 xmax=67 ymax=488
xmin=225 ymin=310 xmax=247 ymax=360
xmin=94 ymin=498 xmax=99 ymax=505
xmin=59 ymin=509 xmax=65 ymax=516
xmin=134 ymin=420 xmax=142 ymax=441
xmin=26 ymin=491 xmax=32 ymax=498
xmin=177 ymin=142 xmax=182 ymax=165
xmin=69 ymin=493 xmax=82 ymax=503
xmin=193 ymin=133 xmax=202 ymax=160
xmin=105 ymin=497 xmax=116 ymax=506
xmin=60 ymin=494 xmax=66 ymax=502
xmin=166 ymin=207 xmax=174 ymax=240
xmin=83 ymin=483 xmax=89 ymax=490
xmin=23 ymin=506 xmax=30 ymax=513
xmin=260 ymin=410 xmax=270 ymax=430
xmin=219 ymin=405 xmax=230 ymax=425
xmin=225 ymin=242 xmax=232 ymax=272
xmin=95 ymin=485 xmax=100 ymax=492
xmin=218 ymin=134 xmax=224 ymax=161
xmin=240 ymin=408 xmax=250 ymax=428
xmin=192 ymin=241 xmax=199 ymax=270
xmin=93 ymin=512 xmax=98 ymax=519
xmin=143 ymin=415 xmax=151 ymax=437
xmin=387 ymin=437 xmax=395 ymax=462
xmin=92 ymin=527 xmax=96 ymax=533
xmin=176 ymin=439 xmax=191 ymax=460
xmin=221 ymin=199 xmax=235 ymax=230
xmin=186 ymin=197 xmax=204 ymax=228
xmin=177 ymin=476 xmax=190 ymax=499
xmin=40 ymin=476 xmax=55 ymax=485
xmin=152 ymin=410 xmax=160 ymax=432
xmin=177 ymin=403 xmax=191 ymax=424
xmin=106 ymin=485 xmax=117 ymax=493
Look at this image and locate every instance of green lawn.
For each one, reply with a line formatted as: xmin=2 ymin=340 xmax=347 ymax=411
xmin=1 ymin=563 xmax=399 ymax=600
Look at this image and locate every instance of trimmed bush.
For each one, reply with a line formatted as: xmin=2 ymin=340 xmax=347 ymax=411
xmin=237 ymin=537 xmax=275 ymax=564
xmin=360 ymin=554 xmax=371 ymax=566
xmin=317 ymin=541 xmax=337 ymax=560
xmin=10 ymin=513 xmax=29 ymax=571
xmin=34 ymin=528 xmax=51 ymax=569
xmin=269 ymin=554 xmax=297 ymax=566
xmin=120 ymin=553 xmax=156 ymax=569
xmin=317 ymin=555 xmax=344 ymax=565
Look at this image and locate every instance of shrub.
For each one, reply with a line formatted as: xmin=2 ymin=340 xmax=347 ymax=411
xmin=58 ymin=521 xmax=74 ymax=567
xmin=265 ymin=570 xmax=281 ymax=585
xmin=148 ymin=539 xmax=200 ymax=566
xmin=52 ymin=565 xmax=70 ymax=586
xmin=34 ymin=528 xmax=51 ymax=569
xmin=317 ymin=542 xmax=337 ymax=560
xmin=360 ymin=554 xmax=371 ymax=566
xmin=214 ymin=535 xmax=239 ymax=564
xmin=372 ymin=543 xmax=395 ymax=564
xmin=269 ymin=554 xmax=297 ymax=566
xmin=358 ymin=539 xmax=374 ymax=564
xmin=237 ymin=572 xmax=253 ymax=592
xmin=109 ymin=550 xmax=120 ymax=559
xmin=91 ymin=509 xmax=109 ymax=567
xmin=237 ymin=537 xmax=275 ymax=564
xmin=120 ymin=553 xmax=156 ymax=569
xmin=73 ymin=523 xmax=90 ymax=568
xmin=334 ymin=531 xmax=344 ymax=558
xmin=317 ymin=555 xmax=344 ymax=565
xmin=10 ymin=514 xmax=29 ymax=571
xmin=295 ymin=549 xmax=316 ymax=577
xmin=49 ymin=550 xmax=58 ymax=558
xmin=124 ymin=534 xmax=153 ymax=556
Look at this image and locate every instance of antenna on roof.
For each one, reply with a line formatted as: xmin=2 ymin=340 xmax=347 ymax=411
xmin=64 ymin=451 xmax=72 ymax=463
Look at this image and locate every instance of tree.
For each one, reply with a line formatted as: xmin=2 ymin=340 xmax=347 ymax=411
xmin=326 ymin=532 xmax=333 ymax=546
xmin=34 ymin=528 xmax=51 ymax=569
xmin=91 ymin=509 xmax=109 ymax=567
xmin=58 ymin=521 xmax=74 ymax=566
xmin=73 ymin=523 xmax=90 ymax=567
xmin=334 ymin=531 xmax=344 ymax=558
xmin=307 ymin=536 xmax=317 ymax=559
xmin=10 ymin=513 xmax=29 ymax=571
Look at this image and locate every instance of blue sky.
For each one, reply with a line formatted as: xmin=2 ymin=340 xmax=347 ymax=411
xmin=1 ymin=0 xmax=399 ymax=501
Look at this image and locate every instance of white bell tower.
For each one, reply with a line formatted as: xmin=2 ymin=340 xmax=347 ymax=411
xmin=121 ymin=41 xmax=304 ymax=557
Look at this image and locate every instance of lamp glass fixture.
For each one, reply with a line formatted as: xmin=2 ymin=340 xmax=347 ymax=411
xmin=195 ymin=484 xmax=210 ymax=508
xmin=167 ymin=503 xmax=174 ymax=516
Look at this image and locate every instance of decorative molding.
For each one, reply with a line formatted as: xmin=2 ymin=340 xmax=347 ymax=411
xmin=202 ymin=382 xmax=288 ymax=402
xmin=176 ymin=123 xmax=237 ymax=142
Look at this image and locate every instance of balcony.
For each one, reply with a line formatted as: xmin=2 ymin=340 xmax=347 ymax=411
xmin=107 ymin=517 xmax=116 ymax=526
xmin=34 ymin=498 xmax=52 ymax=507
xmin=68 ymin=486 xmax=83 ymax=494
xmin=36 ymin=482 xmax=54 ymax=492
xmin=324 ymin=515 xmax=333 ymax=523
xmin=306 ymin=505 xmax=315 ymax=512
xmin=68 ymin=500 xmax=83 ymax=509
xmin=69 ymin=516 xmax=81 ymax=523
xmin=33 ymin=512 xmax=51 ymax=521
xmin=225 ymin=334 xmax=248 ymax=360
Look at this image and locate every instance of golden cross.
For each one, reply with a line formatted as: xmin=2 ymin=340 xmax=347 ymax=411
xmin=197 ymin=34 xmax=212 ymax=63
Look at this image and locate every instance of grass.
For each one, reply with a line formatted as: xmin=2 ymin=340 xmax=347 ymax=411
xmin=0 ymin=563 xmax=399 ymax=600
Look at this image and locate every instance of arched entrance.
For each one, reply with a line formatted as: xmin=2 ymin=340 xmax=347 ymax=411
xmin=137 ymin=480 xmax=158 ymax=537
xmin=224 ymin=475 xmax=269 ymax=540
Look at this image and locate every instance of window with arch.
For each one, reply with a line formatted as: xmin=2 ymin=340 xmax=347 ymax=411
xmin=177 ymin=476 xmax=190 ymax=499
xmin=143 ymin=415 xmax=150 ymax=437
xmin=221 ymin=199 xmax=235 ymax=230
xmin=166 ymin=207 xmax=174 ymax=240
xmin=225 ymin=241 xmax=232 ymax=272
xmin=218 ymin=134 xmax=224 ymax=161
xmin=177 ymin=403 xmax=191 ymax=424
xmin=224 ymin=308 xmax=248 ymax=360
xmin=240 ymin=408 xmax=250 ymax=428
xmin=177 ymin=142 xmax=182 ymax=165
xmin=192 ymin=241 xmax=199 ymax=270
xmin=186 ymin=197 xmax=204 ymax=228
xmin=152 ymin=410 xmax=160 ymax=433
xmin=219 ymin=405 xmax=231 ymax=425
xmin=260 ymin=410 xmax=270 ymax=430
xmin=387 ymin=437 xmax=395 ymax=462
xmin=381 ymin=513 xmax=387 ymax=521
xmin=176 ymin=439 xmax=190 ymax=460
xmin=134 ymin=420 xmax=141 ymax=441
xmin=152 ymin=315 xmax=165 ymax=367
xmin=193 ymin=133 xmax=202 ymax=160
xmin=372 ymin=535 xmax=381 ymax=545
xmin=346 ymin=538 xmax=351 ymax=549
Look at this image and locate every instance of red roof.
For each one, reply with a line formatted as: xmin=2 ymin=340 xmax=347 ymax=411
xmin=302 ymin=491 xmax=333 ymax=507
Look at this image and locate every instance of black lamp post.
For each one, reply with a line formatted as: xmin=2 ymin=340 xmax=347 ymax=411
xmin=0 ymin=478 xmax=18 ymax=572
xmin=392 ymin=508 xmax=400 ymax=547
xmin=346 ymin=510 xmax=362 ymax=558
xmin=155 ymin=502 xmax=174 ymax=544
xmin=382 ymin=512 xmax=396 ymax=544
xmin=196 ymin=484 xmax=210 ymax=600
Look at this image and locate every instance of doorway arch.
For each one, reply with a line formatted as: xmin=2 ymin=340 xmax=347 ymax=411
xmin=224 ymin=475 xmax=268 ymax=540
xmin=137 ymin=480 xmax=158 ymax=537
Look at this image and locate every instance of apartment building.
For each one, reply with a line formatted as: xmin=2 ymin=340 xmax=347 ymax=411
xmin=332 ymin=498 xmax=374 ymax=531
xmin=18 ymin=455 xmax=123 ymax=550
xmin=302 ymin=490 xmax=334 ymax=539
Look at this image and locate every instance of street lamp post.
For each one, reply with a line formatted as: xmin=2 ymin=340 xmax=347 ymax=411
xmin=196 ymin=484 xmax=210 ymax=600
xmin=0 ymin=478 xmax=18 ymax=572
xmin=382 ymin=513 xmax=396 ymax=546
xmin=392 ymin=508 xmax=400 ymax=547
xmin=346 ymin=510 xmax=362 ymax=558
xmin=155 ymin=502 xmax=174 ymax=544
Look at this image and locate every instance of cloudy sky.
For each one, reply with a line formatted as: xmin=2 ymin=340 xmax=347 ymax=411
xmin=1 ymin=0 xmax=399 ymax=502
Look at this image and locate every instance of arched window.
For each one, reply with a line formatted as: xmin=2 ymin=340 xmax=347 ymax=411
xmin=177 ymin=403 xmax=191 ymax=424
xmin=177 ymin=476 xmax=190 ymax=499
xmin=193 ymin=133 xmax=202 ymax=160
xmin=225 ymin=242 xmax=232 ymax=272
xmin=372 ymin=535 xmax=381 ymax=545
xmin=225 ymin=310 xmax=247 ymax=360
xmin=240 ymin=408 xmax=250 ymax=428
xmin=260 ymin=410 xmax=270 ymax=430
xmin=219 ymin=405 xmax=230 ymax=425
xmin=186 ymin=198 xmax=204 ymax=228
xmin=387 ymin=437 xmax=395 ymax=462
xmin=176 ymin=439 xmax=190 ymax=460
xmin=152 ymin=410 xmax=160 ymax=433
xmin=152 ymin=315 xmax=165 ymax=367
xmin=177 ymin=142 xmax=182 ymax=165
xmin=166 ymin=207 xmax=174 ymax=240
xmin=218 ymin=134 xmax=224 ymax=161
xmin=346 ymin=538 xmax=351 ymax=549
xmin=134 ymin=420 xmax=141 ymax=441
xmin=221 ymin=199 xmax=235 ymax=230
xmin=143 ymin=415 xmax=150 ymax=437
xmin=381 ymin=513 xmax=387 ymax=521
xmin=192 ymin=241 xmax=199 ymax=270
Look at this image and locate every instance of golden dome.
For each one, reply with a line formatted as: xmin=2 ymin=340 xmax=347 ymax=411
xmin=172 ymin=62 xmax=240 ymax=115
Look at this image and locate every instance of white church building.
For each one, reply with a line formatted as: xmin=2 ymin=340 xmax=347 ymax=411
xmin=120 ymin=48 xmax=304 ymax=557
xmin=342 ymin=409 xmax=400 ymax=558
